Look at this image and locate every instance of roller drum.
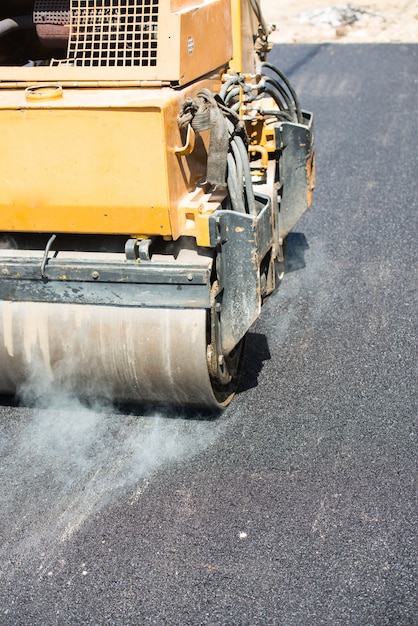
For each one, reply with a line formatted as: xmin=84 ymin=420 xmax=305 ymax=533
xmin=0 ymin=302 xmax=229 ymax=409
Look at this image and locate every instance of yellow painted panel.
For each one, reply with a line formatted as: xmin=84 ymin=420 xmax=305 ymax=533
xmin=178 ymin=0 xmax=232 ymax=83
xmin=0 ymin=106 xmax=172 ymax=235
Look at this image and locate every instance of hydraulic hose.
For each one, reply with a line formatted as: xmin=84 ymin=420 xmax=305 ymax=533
xmin=261 ymin=76 xmax=297 ymax=120
xmin=223 ymin=86 xmax=241 ymax=107
xmin=227 ymin=152 xmax=240 ymax=213
xmin=219 ymin=75 xmax=242 ymax=101
xmin=261 ymin=62 xmax=303 ymax=123
xmin=248 ymin=0 xmax=270 ymax=41
xmin=226 ymin=118 xmax=256 ymax=216
xmin=235 ymin=133 xmax=256 ymax=215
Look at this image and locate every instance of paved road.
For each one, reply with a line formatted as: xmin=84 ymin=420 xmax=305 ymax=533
xmin=0 ymin=45 xmax=417 ymax=625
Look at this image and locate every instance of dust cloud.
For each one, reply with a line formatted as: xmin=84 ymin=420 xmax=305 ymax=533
xmin=0 ymin=379 xmax=223 ymax=578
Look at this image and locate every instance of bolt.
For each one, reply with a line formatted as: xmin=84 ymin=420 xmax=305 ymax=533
xmin=2 ymin=267 xmax=8 ymax=276
xmin=187 ymin=273 xmax=193 ymax=281
xmin=91 ymin=271 xmax=99 ymax=280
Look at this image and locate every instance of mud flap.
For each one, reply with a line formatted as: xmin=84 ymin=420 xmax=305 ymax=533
xmin=276 ymin=111 xmax=315 ymax=238
xmin=213 ymin=194 xmax=273 ymax=354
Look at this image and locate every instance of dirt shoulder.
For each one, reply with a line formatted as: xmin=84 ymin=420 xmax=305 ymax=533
xmin=261 ymin=1 xmax=418 ymax=43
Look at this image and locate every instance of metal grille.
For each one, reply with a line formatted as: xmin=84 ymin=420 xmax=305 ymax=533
xmin=33 ymin=0 xmax=70 ymax=25
xmin=68 ymin=0 xmax=159 ymax=67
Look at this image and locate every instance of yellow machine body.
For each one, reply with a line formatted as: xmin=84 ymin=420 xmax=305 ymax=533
xmin=0 ymin=83 xmax=222 ymax=245
xmin=0 ymin=0 xmax=234 ymax=245
xmin=0 ymin=1 xmax=315 ymax=409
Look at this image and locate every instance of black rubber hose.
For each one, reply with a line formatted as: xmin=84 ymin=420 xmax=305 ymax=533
xmin=0 ymin=16 xmax=35 ymax=39
xmin=261 ymin=84 xmax=297 ymax=122
xmin=234 ymin=134 xmax=256 ymax=215
xmin=248 ymin=0 xmax=270 ymax=41
xmin=223 ymin=86 xmax=241 ymax=106
xmin=257 ymin=81 xmax=287 ymax=113
xmin=219 ymin=75 xmax=242 ymax=101
xmin=261 ymin=62 xmax=303 ymax=123
xmin=229 ymin=102 xmax=241 ymax=114
xmin=262 ymin=76 xmax=297 ymax=120
xmin=230 ymin=138 xmax=245 ymax=208
xmin=227 ymin=152 xmax=240 ymax=213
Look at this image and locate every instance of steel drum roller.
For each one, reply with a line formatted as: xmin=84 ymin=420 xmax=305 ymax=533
xmin=0 ymin=302 xmax=227 ymax=408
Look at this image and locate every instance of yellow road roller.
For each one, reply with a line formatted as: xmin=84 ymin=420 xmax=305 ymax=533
xmin=0 ymin=0 xmax=315 ymax=408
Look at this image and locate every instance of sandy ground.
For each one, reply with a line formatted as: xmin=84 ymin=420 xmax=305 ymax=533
xmin=261 ymin=0 xmax=418 ymax=43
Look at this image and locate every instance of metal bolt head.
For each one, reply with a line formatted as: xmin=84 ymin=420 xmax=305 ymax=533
xmin=91 ymin=271 xmax=99 ymax=280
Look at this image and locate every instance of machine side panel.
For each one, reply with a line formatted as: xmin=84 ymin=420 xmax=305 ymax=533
xmin=178 ymin=0 xmax=232 ymax=84
xmin=0 ymin=94 xmax=179 ymax=236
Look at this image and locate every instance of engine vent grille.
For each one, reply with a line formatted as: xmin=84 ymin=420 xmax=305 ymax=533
xmin=68 ymin=0 xmax=159 ymax=67
xmin=34 ymin=1 xmax=70 ymax=25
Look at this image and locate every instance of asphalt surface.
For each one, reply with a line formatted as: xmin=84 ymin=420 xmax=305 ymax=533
xmin=0 ymin=45 xmax=417 ymax=625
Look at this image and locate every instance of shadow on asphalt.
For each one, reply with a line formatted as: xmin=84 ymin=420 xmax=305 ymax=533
xmin=237 ymin=331 xmax=271 ymax=394
xmin=0 ymin=393 xmax=18 ymax=407
xmin=284 ymin=231 xmax=310 ymax=273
